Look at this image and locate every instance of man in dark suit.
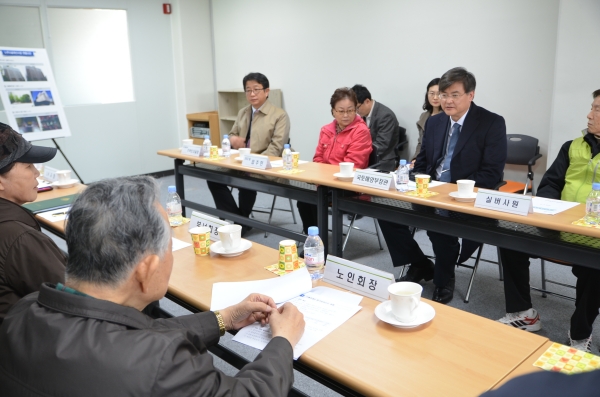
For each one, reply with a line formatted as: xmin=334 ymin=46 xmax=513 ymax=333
xmin=352 ymin=84 xmax=399 ymax=171
xmin=378 ymin=67 xmax=507 ymax=304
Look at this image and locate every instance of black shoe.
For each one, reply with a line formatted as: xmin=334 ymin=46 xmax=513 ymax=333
xmin=397 ymin=259 xmax=434 ymax=283
xmin=241 ymin=226 xmax=253 ymax=237
xmin=432 ymin=278 xmax=455 ymax=304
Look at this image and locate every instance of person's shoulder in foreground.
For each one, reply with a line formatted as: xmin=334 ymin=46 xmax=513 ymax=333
xmin=480 ymin=369 xmax=600 ymax=397
xmin=0 ymin=175 xmax=304 ymax=397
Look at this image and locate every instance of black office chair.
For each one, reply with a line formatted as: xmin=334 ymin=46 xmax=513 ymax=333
xmin=394 ymin=126 xmax=408 ymax=168
xmin=497 ymin=134 xmax=542 ymax=195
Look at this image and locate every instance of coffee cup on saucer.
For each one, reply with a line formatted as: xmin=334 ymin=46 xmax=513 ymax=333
xmin=56 ymin=170 xmax=72 ymax=184
xmin=456 ymin=179 xmax=476 ymax=197
xmin=218 ymin=224 xmax=242 ymax=251
xmin=238 ymin=148 xmax=251 ymax=160
xmin=388 ymin=282 xmax=422 ymax=323
xmin=339 ymin=162 xmax=354 ymax=176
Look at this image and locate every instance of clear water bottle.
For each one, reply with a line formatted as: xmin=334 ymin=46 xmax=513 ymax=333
xmin=283 ymin=143 xmax=293 ymax=171
xmin=396 ymin=159 xmax=409 ymax=192
xmin=166 ymin=185 xmax=183 ymax=226
xmin=304 ymin=226 xmax=325 ymax=282
xmin=202 ymin=135 xmax=212 ymax=158
xmin=585 ymin=183 xmax=600 ymax=224
xmin=222 ymin=134 xmax=231 ymax=158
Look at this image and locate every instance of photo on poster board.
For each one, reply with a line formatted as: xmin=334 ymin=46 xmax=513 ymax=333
xmin=0 ymin=47 xmax=70 ymax=141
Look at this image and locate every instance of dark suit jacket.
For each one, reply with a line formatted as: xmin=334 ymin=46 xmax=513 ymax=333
xmin=369 ymin=101 xmax=400 ymax=170
xmin=414 ymin=102 xmax=507 ymax=189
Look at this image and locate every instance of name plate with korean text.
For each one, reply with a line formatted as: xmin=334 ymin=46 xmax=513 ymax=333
xmin=474 ymin=188 xmax=533 ymax=216
xmin=43 ymin=166 xmax=58 ymax=182
xmin=181 ymin=144 xmax=202 ymax=158
xmin=242 ymin=154 xmax=271 ymax=169
xmin=189 ymin=211 xmax=231 ymax=241
xmin=352 ymin=169 xmax=394 ymax=191
xmin=323 ymin=255 xmax=394 ymax=301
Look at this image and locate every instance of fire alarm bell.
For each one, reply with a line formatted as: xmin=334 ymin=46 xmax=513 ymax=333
xmin=163 ymin=4 xmax=171 ymax=14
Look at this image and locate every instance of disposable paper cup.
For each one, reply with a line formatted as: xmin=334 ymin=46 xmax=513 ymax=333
xmin=388 ymin=282 xmax=422 ymax=323
xmin=278 ymin=239 xmax=299 ymax=271
xmin=182 ymin=139 xmax=193 ymax=147
xmin=210 ymin=145 xmax=219 ymax=159
xmin=339 ymin=162 xmax=354 ymax=177
xmin=57 ymin=170 xmax=71 ymax=183
xmin=415 ymin=174 xmax=431 ymax=195
xmin=190 ymin=226 xmax=211 ymax=256
xmin=456 ymin=179 xmax=475 ymax=197
xmin=217 ymin=224 xmax=242 ymax=252
xmin=239 ymin=148 xmax=251 ymax=159
xmin=291 ymin=152 xmax=300 ymax=168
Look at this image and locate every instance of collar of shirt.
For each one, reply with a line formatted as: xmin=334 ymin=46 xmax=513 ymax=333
xmin=449 ymin=109 xmax=469 ymax=133
xmin=365 ymin=99 xmax=376 ymax=127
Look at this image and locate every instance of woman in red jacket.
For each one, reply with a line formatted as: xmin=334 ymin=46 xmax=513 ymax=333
xmin=297 ymin=88 xmax=372 ymax=234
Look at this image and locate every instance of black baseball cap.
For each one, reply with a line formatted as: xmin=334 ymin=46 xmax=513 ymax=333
xmin=0 ymin=122 xmax=57 ymax=171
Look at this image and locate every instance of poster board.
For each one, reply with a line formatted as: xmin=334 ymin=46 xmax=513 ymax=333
xmin=0 ymin=47 xmax=70 ymax=141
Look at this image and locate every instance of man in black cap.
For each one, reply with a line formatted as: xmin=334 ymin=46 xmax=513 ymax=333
xmin=0 ymin=122 xmax=65 ymax=325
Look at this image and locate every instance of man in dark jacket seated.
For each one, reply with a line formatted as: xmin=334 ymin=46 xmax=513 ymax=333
xmin=0 ymin=176 xmax=305 ymax=397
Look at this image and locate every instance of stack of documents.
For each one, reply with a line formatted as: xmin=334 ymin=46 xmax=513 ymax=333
xmin=211 ymin=267 xmax=362 ymax=359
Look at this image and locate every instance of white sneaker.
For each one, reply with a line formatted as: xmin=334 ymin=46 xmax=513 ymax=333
xmin=568 ymin=331 xmax=592 ymax=353
xmin=497 ymin=308 xmax=542 ymax=332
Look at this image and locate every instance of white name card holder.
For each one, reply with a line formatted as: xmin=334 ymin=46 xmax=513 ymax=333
xmin=474 ymin=188 xmax=533 ymax=216
xmin=242 ymin=154 xmax=271 ymax=170
xmin=189 ymin=211 xmax=231 ymax=241
xmin=323 ymin=255 xmax=394 ymax=301
xmin=181 ymin=144 xmax=203 ymax=158
xmin=43 ymin=166 xmax=58 ymax=182
xmin=352 ymin=169 xmax=395 ymax=191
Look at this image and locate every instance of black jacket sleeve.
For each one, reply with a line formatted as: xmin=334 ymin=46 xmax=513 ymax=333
xmin=537 ymin=141 xmax=572 ymax=200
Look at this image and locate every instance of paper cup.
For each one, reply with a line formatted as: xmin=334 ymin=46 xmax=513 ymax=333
xmin=56 ymin=170 xmax=71 ymax=183
xmin=217 ymin=224 xmax=242 ymax=252
xmin=239 ymin=148 xmax=251 ymax=159
xmin=190 ymin=226 xmax=211 ymax=256
xmin=339 ymin=162 xmax=354 ymax=176
xmin=278 ymin=240 xmax=299 ymax=271
xmin=210 ymin=145 xmax=219 ymax=159
xmin=388 ymin=282 xmax=422 ymax=322
xmin=182 ymin=138 xmax=193 ymax=147
xmin=291 ymin=152 xmax=300 ymax=168
xmin=415 ymin=174 xmax=431 ymax=195
xmin=456 ymin=179 xmax=475 ymax=197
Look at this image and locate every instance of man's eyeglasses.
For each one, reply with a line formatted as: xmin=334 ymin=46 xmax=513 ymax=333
xmin=245 ymin=88 xmax=265 ymax=95
xmin=439 ymin=92 xmax=467 ymax=101
xmin=334 ymin=109 xmax=356 ymax=115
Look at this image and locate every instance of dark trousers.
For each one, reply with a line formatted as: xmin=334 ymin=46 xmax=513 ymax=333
xmin=500 ymin=247 xmax=600 ymax=340
xmin=206 ymin=181 xmax=257 ymax=218
xmin=297 ymin=202 xmax=316 ymax=235
xmin=378 ymin=220 xmax=460 ymax=287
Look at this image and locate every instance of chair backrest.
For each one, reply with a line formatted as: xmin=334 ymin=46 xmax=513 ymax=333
xmin=506 ymin=134 xmax=540 ymax=165
xmin=368 ymin=145 xmax=379 ymax=167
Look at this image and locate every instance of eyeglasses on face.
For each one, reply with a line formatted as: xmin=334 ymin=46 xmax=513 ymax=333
xmin=245 ymin=88 xmax=265 ymax=95
xmin=334 ymin=108 xmax=356 ymax=115
xmin=428 ymin=91 xmax=440 ymax=98
xmin=439 ymin=92 xmax=467 ymax=101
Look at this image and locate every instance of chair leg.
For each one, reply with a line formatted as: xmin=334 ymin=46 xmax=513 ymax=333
xmin=464 ymin=246 xmax=483 ymax=303
xmin=288 ymin=198 xmax=297 ymax=224
xmin=373 ymin=218 xmax=384 ymax=250
xmin=496 ymin=247 xmax=504 ymax=281
xmin=342 ymin=215 xmax=356 ymax=252
xmin=264 ymin=195 xmax=278 ymax=238
xmin=540 ymin=259 xmax=547 ymax=298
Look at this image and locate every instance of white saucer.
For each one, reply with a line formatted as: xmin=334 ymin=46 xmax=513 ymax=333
xmin=210 ymin=239 xmax=252 ymax=257
xmin=449 ymin=191 xmax=478 ymax=202
xmin=234 ymin=156 xmax=244 ymax=162
xmin=374 ymin=300 xmax=435 ymax=328
xmin=52 ymin=179 xmax=79 ymax=189
xmin=334 ymin=172 xmax=355 ymax=182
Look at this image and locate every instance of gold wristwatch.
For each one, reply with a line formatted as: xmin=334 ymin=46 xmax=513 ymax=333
xmin=214 ymin=311 xmax=226 ymax=336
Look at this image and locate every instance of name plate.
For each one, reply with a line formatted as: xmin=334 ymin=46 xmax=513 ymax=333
xmin=242 ymin=154 xmax=271 ymax=169
xmin=352 ymin=169 xmax=394 ymax=191
xmin=323 ymin=255 xmax=394 ymax=301
xmin=181 ymin=144 xmax=202 ymax=157
xmin=43 ymin=166 xmax=58 ymax=182
xmin=474 ymin=188 xmax=533 ymax=216
xmin=189 ymin=211 xmax=231 ymax=241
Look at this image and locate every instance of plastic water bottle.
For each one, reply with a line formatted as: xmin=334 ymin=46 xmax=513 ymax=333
xmin=221 ymin=134 xmax=231 ymax=158
xmin=202 ymin=135 xmax=212 ymax=158
xmin=283 ymin=143 xmax=293 ymax=171
xmin=585 ymin=183 xmax=600 ymax=224
xmin=304 ymin=226 xmax=325 ymax=282
xmin=396 ymin=159 xmax=409 ymax=192
xmin=166 ymin=185 xmax=183 ymax=226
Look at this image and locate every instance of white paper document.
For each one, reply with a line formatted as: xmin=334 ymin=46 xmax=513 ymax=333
xmin=270 ymin=159 xmax=309 ymax=168
xmin=210 ymin=267 xmax=313 ymax=310
xmin=532 ymin=197 xmax=580 ymax=215
xmin=37 ymin=207 xmax=70 ymax=222
xmin=233 ymin=287 xmax=362 ymax=359
xmin=171 ymin=237 xmax=191 ymax=252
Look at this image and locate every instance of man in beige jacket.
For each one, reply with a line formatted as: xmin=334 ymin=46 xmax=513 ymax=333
xmin=207 ymin=72 xmax=290 ymax=235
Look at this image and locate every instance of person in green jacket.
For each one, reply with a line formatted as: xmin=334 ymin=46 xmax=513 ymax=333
xmin=496 ymin=89 xmax=600 ymax=352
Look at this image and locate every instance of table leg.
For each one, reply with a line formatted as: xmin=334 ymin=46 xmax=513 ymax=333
xmin=316 ymin=185 xmax=329 ymax=257
xmin=331 ymin=188 xmax=343 ymax=257
xmin=174 ymin=159 xmax=185 ymax=214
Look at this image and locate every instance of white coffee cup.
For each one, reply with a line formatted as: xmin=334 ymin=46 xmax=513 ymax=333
xmin=388 ymin=281 xmax=422 ymax=323
xmin=217 ymin=224 xmax=242 ymax=251
xmin=339 ymin=162 xmax=354 ymax=176
xmin=456 ymin=179 xmax=476 ymax=197
xmin=238 ymin=148 xmax=251 ymax=159
xmin=56 ymin=170 xmax=71 ymax=183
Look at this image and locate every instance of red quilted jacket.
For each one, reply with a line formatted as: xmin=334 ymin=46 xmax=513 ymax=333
xmin=313 ymin=115 xmax=372 ymax=169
